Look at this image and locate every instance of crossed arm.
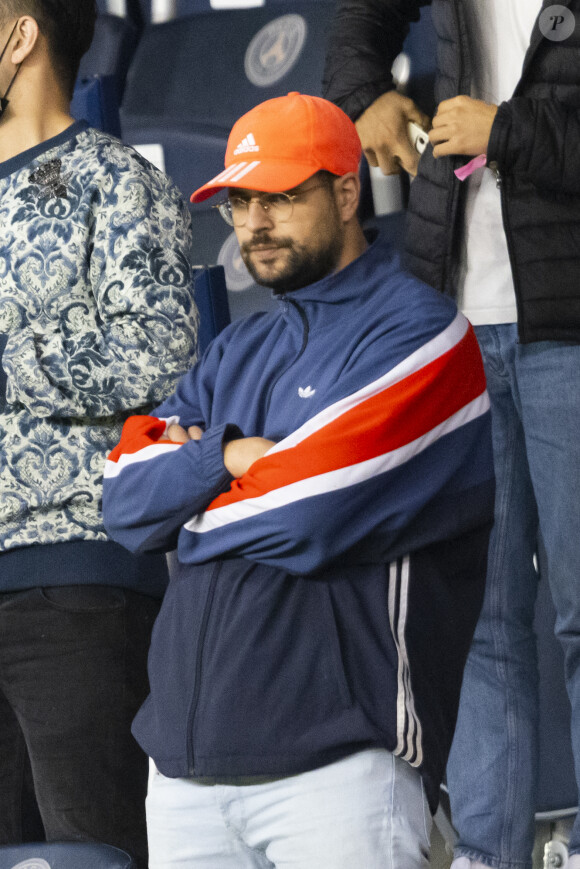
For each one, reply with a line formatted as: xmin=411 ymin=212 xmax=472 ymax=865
xmin=103 ymin=314 xmax=493 ymax=573
xmin=163 ymin=422 xmax=274 ymax=479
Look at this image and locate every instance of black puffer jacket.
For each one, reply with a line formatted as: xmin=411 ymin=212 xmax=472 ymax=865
xmin=323 ymin=0 xmax=580 ymax=343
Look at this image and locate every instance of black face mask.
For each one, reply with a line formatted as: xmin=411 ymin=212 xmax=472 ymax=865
xmin=0 ymin=20 xmax=22 ymax=118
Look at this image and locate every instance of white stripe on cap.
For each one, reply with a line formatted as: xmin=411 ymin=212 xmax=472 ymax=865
xmin=212 ymin=162 xmax=252 ymax=184
xmin=228 ymin=161 xmax=261 ymax=182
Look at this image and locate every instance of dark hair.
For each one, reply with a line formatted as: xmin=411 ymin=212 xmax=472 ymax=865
xmin=315 ymin=169 xmax=341 ymax=188
xmin=0 ymin=0 xmax=97 ymax=98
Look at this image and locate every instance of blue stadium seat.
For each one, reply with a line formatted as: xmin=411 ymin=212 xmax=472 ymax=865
xmin=96 ymin=0 xmax=145 ymax=28
xmin=79 ymin=12 xmax=142 ymax=100
xmin=190 ymin=209 xmax=276 ymax=322
xmin=71 ymin=75 xmax=122 ymax=137
xmin=121 ymin=0 xmax=337 ymax=167
xmin=174 ymin=0 xmax=321 ymax=13
xmin=0 ymin=842 xmax=136 ymax=869
xmin=193 ymin=265 xmax=231 ymax=354
xmin=121 ymin=1 xmax=336 ymax=317
xmin=143 ymin=0 xmax=324 ymax=22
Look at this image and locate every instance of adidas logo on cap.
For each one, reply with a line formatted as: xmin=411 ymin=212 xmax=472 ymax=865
xmin=234 ymin=133 xmax=260 ymax=156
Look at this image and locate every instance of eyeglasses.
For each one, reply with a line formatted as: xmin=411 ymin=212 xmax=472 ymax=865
xmin=213 ymin=183 xmax=328 ymax=227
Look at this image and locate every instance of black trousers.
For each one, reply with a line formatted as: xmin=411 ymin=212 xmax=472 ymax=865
xmin=0 ymin=585 xmax=160 ymax=869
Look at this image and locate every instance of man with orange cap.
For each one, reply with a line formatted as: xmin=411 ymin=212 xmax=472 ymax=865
xmin=102 ymin=92 xmax=494 ymax=869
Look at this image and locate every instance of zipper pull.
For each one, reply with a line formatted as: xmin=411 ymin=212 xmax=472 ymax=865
xmin=488 ymin=160 xmax=502 ymax=188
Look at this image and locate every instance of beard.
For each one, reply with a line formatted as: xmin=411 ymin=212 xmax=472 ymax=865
xmin=239 ymin=230 xmax=344 ymax=294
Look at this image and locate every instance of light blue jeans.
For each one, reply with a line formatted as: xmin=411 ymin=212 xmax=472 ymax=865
xmin=447 ymin=324 xmax=580 ymax=869
xmin=146 ymin=748 xmax=432 ymax=868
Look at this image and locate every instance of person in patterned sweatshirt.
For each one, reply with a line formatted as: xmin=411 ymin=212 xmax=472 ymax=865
xmin=103 ymin=92 xmax=495 ymax=869
xmin=0 ymin=1 xmax=198 ymax=865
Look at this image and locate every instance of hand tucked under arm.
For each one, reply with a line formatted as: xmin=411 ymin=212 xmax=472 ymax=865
xmin=223 ymin=437 xmax=275 ymax=478
xmin=163 ymin=423 xmax=204 ymax=443
xmin=429 ymin=96 xmax=498 ymax=158
xmin=102 ymin=417 xmax=239 ymax=553
xmin=161 ymin=425 xmax=275 ymax=477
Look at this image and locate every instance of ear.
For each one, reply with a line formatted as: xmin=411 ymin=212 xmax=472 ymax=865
xmin=10 ymin=16 xmax=40 ymax=66
xmin=334 ymin=172 xmax=361 ymax=224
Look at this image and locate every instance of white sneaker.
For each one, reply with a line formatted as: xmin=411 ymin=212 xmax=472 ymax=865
xmin=566 ymin=854 xmax=580 ymax=869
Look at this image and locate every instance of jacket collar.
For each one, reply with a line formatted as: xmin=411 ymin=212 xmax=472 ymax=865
xmin=275 ymin=229 xmax=387 ymax=310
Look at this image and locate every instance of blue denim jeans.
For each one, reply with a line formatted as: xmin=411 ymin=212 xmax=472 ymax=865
xmin=146 ymin=748 xmax=432 ymax=868
xmin=447 ymin=324 xmax=580 ymax=869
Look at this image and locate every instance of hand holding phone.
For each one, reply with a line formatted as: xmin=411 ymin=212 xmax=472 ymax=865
xmin=408 ymin=121 xmax=429 ymax=154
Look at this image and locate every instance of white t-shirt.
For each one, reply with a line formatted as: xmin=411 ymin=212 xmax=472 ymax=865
xmin=457 ymin=0 xmax=541 ymax=325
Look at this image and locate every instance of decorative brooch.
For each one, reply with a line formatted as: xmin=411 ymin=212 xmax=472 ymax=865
xmin=29 ymin=159 xmax=71 ymax=199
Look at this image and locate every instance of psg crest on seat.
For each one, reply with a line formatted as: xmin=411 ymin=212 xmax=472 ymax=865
xmin=245 ymin=15 xmax=307 ymax=87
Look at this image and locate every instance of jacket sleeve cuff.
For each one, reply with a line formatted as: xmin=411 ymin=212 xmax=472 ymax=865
xmin=198 ymin=421 xmax=243 ymax=494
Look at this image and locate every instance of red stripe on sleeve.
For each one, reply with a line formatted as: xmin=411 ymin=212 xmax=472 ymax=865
xmin=207 ymin=325 xmax=486 ymax=511
xmin=107 ymin=416 xmax=167 ymax=463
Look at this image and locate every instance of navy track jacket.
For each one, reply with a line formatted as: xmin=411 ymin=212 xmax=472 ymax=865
xmin=103 ymin=235 xmax=494 ymax=811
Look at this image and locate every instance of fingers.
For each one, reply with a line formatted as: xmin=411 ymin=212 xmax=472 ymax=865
xmin=365 ymin=145 xmax=403 ymax=176
xmin=166 ymin=424 xmax=190 ymax=443
xmin=161 ymin=424 xmax=204 ymax=444
xmin=429 ymin=96 xmax=498 ymax=157
xmin=397 ymin=138 xmax=421 ymax=176
xmin=356 ymin=90 xmax=431 ymax=177
xmin=364 ymin=134 xmax=420 ymax=176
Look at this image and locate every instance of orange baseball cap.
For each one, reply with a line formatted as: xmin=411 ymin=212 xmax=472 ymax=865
xmin=190 ymin=92 xmax=362 ymax=203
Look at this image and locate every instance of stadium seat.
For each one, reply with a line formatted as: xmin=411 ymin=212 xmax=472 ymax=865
xmin=121 ymin=0 xmax=336 ymax=316
xmin=71 ymin=75 xmax=122 ymax=137
xmin=121 ymin=0 xmax=337 ymax=166
xmin=0 ymin=841 xmax=136 ymax=869
xmin=98 ymin=0 xmax=145 ymax=28
xmin=193 ymin=265 xmax=232 ymax=354
xmin=153 ymin=0 xmax=320 ymax=22
xmin=79 ymin=11 xmax=142 ymax=101
xmin=190 ymin=209 xmax=277 ymax=322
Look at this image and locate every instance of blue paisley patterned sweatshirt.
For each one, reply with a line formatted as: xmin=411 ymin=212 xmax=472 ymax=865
xmin=0 ymin=121 xmax=198 ymax=595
